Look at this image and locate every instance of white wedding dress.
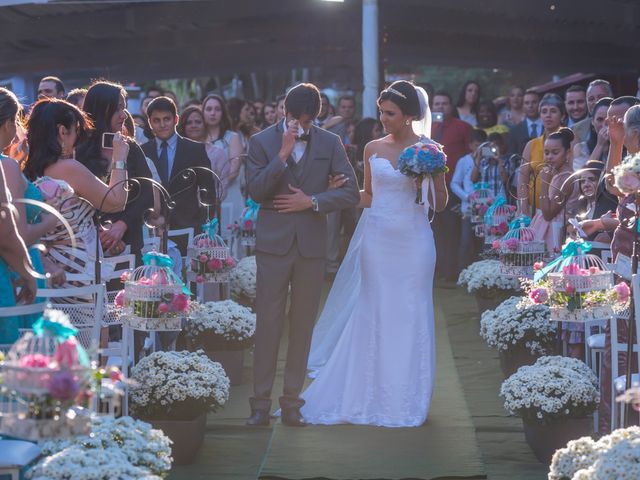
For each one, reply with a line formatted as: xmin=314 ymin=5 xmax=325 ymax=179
xmin=301 ymin=153 xmax=436 ymax=428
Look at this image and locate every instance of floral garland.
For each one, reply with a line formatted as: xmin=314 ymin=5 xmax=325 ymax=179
xmin=479 ymin=296 xmax=557 ymax=355
xmin=230 ymin=256 xmax=256 ymax=302
xmin=457 ymin=259 xmax=521 ymax=296
xmin=186 ymin=300 xmax=256 ymax=349
xmin=500 ymin=356 xmax=599 ymax=425
xmin=129 ymin=350 xmax=230 ymax=421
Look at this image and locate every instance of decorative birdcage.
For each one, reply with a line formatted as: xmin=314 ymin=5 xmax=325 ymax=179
xmin=119 ymin=251 xmax=191 ymax=331
xmin=531 ymin=240 xmax=616 ymax=323
xmin=469 ymin=186 xmax=494 ymax=224
xmin=0 ymin=309 xmax=93 ymax=441
xmin=483 ymin=198 xmax=517 ymax=245
xmin=496 ymin=217 xmax=545 ymax=278
xmin=236 ymin=198 xmax=259 ymax=247
xmin=187 ymin=218 xmax=235 ymax=284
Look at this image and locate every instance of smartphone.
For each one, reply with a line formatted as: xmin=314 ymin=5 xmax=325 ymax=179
xmin=481 ymin=145 xmax=497 ymax=157
xmin=102 ymin=132 xmax=115 ymax=149
xmin=432 ymin=112 xmax=444 ymax=123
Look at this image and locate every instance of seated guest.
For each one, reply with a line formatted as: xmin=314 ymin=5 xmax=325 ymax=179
xmin=76 ymin=80 xmax=153 ymax=261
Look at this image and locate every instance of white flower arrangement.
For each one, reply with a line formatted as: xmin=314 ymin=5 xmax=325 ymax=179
xmin=500 ymin=356 xmax=599 ymax=425
xmin=480 ymin=296 xmax=557 ymax=355
xmin=37 ymin=416 xmax=172 ymax=477
xmin=550 ymin=426 xmax=640 ymax=480
xmin=230 ymin=256 xmax=256 ymax=301
xmin=613 ymin=152 xmax=640 ymax=194
xmin=129 ymin=350 xmax=230 ymax=421
xmin=458 ymin=259 xmax=521 ymax=296
xmin=186 ymin=300 xmax=256 ymax=349
xmin=27 ymin=445 xmax=161 ymax=480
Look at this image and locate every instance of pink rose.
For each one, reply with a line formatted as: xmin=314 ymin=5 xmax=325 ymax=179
xmin=196 ymin=275 xmax=205 ymax=283
xmin=615 ymin=282 xmax=631 ymax=303
xmin=19 ymin=353 xmax=51 ymax=368
xmin=529 ymin=287 xmax=549 ymax=304
xmin=151 ymin=271 xmax=169 ymax=286
xmin=243 ymin=219 xmax=254 ymax=230
xmin=225 ymin=256 xmax=235 ymax=267
xmin=562 ymin=264 xmax=580 ymax=275
xmin=158 ymin=303 xmax=170 ymax=314
xmin=616 ymin=170 xmax=640 ymax=194
xmin=114 ymin=289 xmax=125 ymax=308
xmin=170 ymin=293 xmax=189 ymax=312
xmin=533 ymin=261 xmax=544 ymax=271
xmin=120 ymin=271 xmax=130 ymax=282
xmin=54 ymin=339 xmax=79 ymax=368
xmin=565 ymin=283 xmax=576 ymax=295
xmin=199 ymin=254 xmax=208 ymax=263
xmin=207 ymin=258 xmax=223 ymax=271
xmin=492 ymin=240 xmax=500 ymax=250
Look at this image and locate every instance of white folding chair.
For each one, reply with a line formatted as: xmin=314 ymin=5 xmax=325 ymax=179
xmin=0 ymin=439 xmax=41 ymax=480
xmin=102 ymin=253 xmax=135 ymax=284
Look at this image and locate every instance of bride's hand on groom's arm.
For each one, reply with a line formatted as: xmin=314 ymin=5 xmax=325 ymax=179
xmin=274 ymin=185 xmax=313 ymax=213
xmin=328 ymin=174 xmax=348 ymax=190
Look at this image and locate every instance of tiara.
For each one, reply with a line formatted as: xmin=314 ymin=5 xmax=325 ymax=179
xmin=383 ymin=87 xmax=407 ymax=99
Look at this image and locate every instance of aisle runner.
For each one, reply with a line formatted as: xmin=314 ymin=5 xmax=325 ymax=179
xmin=259 ymin=304 xmax=486 ymax=480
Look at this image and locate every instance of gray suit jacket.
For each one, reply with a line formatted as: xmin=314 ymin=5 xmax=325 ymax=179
xmin=246 ymin=122 xmax=360 ymax=258
xmin=571 ymin=117 xmax=592 ymax=144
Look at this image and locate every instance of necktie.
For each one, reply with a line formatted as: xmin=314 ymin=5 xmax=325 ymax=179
xmin=530 ymin=122 xmax=538 ymax=139
xmin=158 ymin=141 xmax=169 ymax=184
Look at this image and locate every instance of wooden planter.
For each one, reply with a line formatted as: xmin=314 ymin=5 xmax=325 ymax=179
xmin=522 ymin=417 xmax=591 ymax=464
xmin=149 ymin=413 xmax=207 ymax=466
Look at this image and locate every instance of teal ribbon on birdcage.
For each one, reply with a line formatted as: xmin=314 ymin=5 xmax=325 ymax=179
xmin=483 ymin=196 xmax=506 ymax=225
xmin=473 ymin=182 xmax=489 ymax=190
xmin=509 ymin=215 xmax=531 ymax=229
xmin=142 ymin=251 xmax=191 ymax=295
xmin=32 ymin=314 xmax=90 ymax=366
xmin=243 ymin=198 xmax=260 ymax=223
xmin=202 ymin=218 xmax=219 ymax=240
xmin=533 ymin=240 xmax=592 ymax=283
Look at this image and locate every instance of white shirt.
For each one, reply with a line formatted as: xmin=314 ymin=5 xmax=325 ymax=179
xmin=283 ymin=119 xmax=308 ymax=163
xmin=451 ymin=154 xmax=475 ymax=214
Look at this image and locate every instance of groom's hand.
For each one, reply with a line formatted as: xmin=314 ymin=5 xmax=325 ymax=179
xmin=274 ymin=185 xmax=313 ymax=213
xmin=278 ymin=120 xmax=299 ymax=163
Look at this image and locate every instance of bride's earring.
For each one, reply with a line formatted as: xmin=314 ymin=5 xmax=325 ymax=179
xmin=405 ymin=119 xmax=411 ymax=126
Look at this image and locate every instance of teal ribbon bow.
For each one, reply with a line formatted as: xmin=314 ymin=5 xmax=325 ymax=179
xmin=202 ymin=218 xmax=219 ymax=240
xmin=473 ymin=182 xmax=489 ymax=190
xmin=484 ymin=196 xmax=506 ymax=225
xmin=242 ymin=198 xmax=260 ymax=223
xmin=33 ymin=316 xmax=77 ymax=340
xmin=142 ymin=251 xmax=191 ymax=295
xmin=533 ymin=240 xmax=592 ymax=282
xmin=509 ymin=216 xmax=531 ymax=229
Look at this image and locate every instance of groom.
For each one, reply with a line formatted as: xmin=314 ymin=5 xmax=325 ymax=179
xmin=245 ymin=83 xmax=360 ymax=426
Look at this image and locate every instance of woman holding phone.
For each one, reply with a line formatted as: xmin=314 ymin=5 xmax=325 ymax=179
xmin=76 ymin=81 xmax=153 ymax=261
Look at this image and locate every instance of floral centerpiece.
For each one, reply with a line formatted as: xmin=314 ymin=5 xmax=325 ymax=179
xmin=458 ymin=259 xmax=521 ymax=310
xmin=501 ymin=356 xmax=599 ymax=463
xmin=549 ymin=426 xmax=640 ymax=480
xmin=0 ymin=310 xmax=94 ymax=441
xmin=188 ymin=218 xmax=235 ymax=284
xmin=493 ymin=217 xmax=545 ymax=279
xmin=186 ymin=300 xmax=256 ymax=350
xmin=230 ymin=255 xmax=257 ymax=305
xmin=34 ymin=416 xmax=172 ymax=478
xmin=397 ymin=140 xmax=448 ymax=205
xmin=115 ymin=251 xmax=191 ymax=331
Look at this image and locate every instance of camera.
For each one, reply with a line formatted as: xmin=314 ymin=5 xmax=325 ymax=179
xmin=102 ymin=132 xmax=115 ymax=149
xmin=431 ymin=112 xmax=444 ymax=123
xmin=480 ymin=145 xmax=498 ymax=158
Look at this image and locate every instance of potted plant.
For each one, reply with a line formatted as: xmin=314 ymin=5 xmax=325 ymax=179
xmin=500 ymin=356 xmax=599 ymax=464
xmin=549 ymin=426 xmax=640 ymax=479
xmin=458 ymin=259 xmax=521 ymax=312
xmin=186 ymin=300 xmax=256 ymax=385
xmin=129 ymin=350 xmax=230 ymax=465
xmin=230 ymin=256 xmax=257 ymax=309
xmin=480 ymin=296 xmax=558 ymax=377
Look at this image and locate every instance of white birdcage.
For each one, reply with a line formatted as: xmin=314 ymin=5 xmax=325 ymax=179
xmin=121 ymin=251 xmax=190 ymax=331
xmin=468 ymin=188 xmax=494 ymax=224
xmin=187 ymin=220 xmax=235 ymax=284
xmin=0 ymin=309 xmax=93 ymax=441
xmin=539 ymin=242 xmax=615 ymax=322
xmin=497 ymin=219 xmax=546 ymax=278
xmin=483 ymin=203 xmax=517 ymax=245
xmin=237 ymin=199 xmax=259 ymax=247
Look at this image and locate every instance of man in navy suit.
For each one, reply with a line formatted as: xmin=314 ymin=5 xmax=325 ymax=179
xmin=507 ymin=89 xmax=542 ymax=156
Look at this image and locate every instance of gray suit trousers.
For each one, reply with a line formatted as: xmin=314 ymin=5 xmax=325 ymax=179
xmin=251 ymin=241 xmax=325 ymax=411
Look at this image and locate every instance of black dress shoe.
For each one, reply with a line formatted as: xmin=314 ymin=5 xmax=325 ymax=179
xmin=246 ymin=409 xmax=270 ymax=426
xmin=281 ymin=408 xmax=308 ymax=427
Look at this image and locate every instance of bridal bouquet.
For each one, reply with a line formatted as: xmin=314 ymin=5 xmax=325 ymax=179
xmin=398 ymin=140 xmax=448 ymax=204
xmin=613 ymin=152 xmax=640 ymax=194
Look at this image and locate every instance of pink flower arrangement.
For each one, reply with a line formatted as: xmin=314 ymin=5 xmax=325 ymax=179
xmin=158 ymin=303 xmax=169 ymax=314
xmin=533 ymin=261 xmax=544 ymax=271
xmin=170 ymin=293 xmax=189 ymax=312
xmin=615 ymin=282 xmax=631 ymax=303
xmin=529 ymin=287 xmax=549 ymax=304
xmin=225 ymin=256 xmax=235 ymax=267
xmin=492 ymin=240 xmax=501 ymax=250
xmin=207 ymin=258 xmax=223 ymax=271
xmin=151 ymin=271 xmax=169 ymax=286
xmin=504 ymin=238 xmax=519 ymax=251
xmin=562 ymin=264 xmax=580 ymax=275
xmin=243 ymin=219 xmax=254 ymax=231
xmin=19 ymin=354 xmax=51 ymax=368
xmin=54 ymin=339 xmax=79 ymax=368
xmin=565 ymin=283 xmax=576 ymax=295
xmin=120 ymin=271 xmax=130 ymax=282
xmin=114 ymin=289 xmax=125 ymax=308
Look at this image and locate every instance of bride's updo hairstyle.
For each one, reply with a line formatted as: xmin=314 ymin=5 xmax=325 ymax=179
xmin=378 ymin=80 xmax=422 ymax=120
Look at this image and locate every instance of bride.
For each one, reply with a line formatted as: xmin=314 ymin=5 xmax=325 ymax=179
xmin=300 ymin=81 xmax=448 ymax=427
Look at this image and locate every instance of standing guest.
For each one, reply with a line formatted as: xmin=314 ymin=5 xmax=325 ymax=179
xmin=275 ymin=94 xmax=286 ymax=123
xmin=262 ymin=102 xmax=277 ymax=128
xmin=76 ymin=80 xmax=153 ymax=261
xmin=572 ymin=97 xmax=612 ymax=170
xmin=470 ymin=134 xmax=513 ymax=199
xmin=572 ymin=79 xmax=614 ymax=143
xmin=476 ymin=101 xmax=509 ymax=137
xmin=239 ymin=101 xmax=262 ymax=146
xmin=253 ymin=99 xmax=265 ymax=128
xmin=202 ymin=94 xmax=244 ymax=240
xmin=315 ymin=93 xmax=335 ymax=128
xmin=66 ymin=88 xmax=87 ymax=109
xmin=456 ymin=80 xmax=481 ymax=127
xmin=37 ymin=76 xmax=65 ymax=100
xmin=145 ymin=85 xmax=163 ymax=101
xmin=432 ymin=90 xmax=472 ymax=283
xmin=498 ymin=86 xmax=525 ymax=127
xmin=163 ymin=90 xmax=178 ymax=106
xmin=517 ymin=93 xmax=566 ymax=217
xmin=347 ymin=118 xmax=383 ymax=189
xmin=328 ymin=95 xmax=358 ymax=144
xmin=507 ymin=89 xmax=542 ymax=156
xmin=176 ymin=105 xmax=228 ymax=196
xmin=564 ymin=85 xmax=588 ymax=128
xmin=451 ymin=129 xmax=487 ymax=271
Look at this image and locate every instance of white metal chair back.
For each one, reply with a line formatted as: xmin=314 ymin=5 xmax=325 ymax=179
xmin=0 ymin=303 xmax=47 ymax=352
xmin=102 ymin=254 xmax=136 ymax=284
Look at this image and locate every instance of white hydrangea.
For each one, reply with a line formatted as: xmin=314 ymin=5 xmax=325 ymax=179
xmin=500 ymin=356 xmax=599 ymax=424
xmin=129 ymin=350 xmax=230 ymax=418
xmin=38 ymin=416 xmax=172 ymax=477
xmin=458 ymin=259 xmax=520 ymax=294
xmin=187 ymin=300 xmax=256 ymax=344
xmin=230 ymin=256 xmax=256 ymax=300
xmin=480 ymin=296 xmax=557 ymax=354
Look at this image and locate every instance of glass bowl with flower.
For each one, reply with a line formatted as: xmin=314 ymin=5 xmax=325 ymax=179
xmin=0 ymin=309 xmax=94 ymax=441
xmin=187 ymin=218 xmax=235 ymax=284
xmin=493 ymin=217 xmax=545 ymax=279
xmin=115 ymin=251 xmax=191 ymax=331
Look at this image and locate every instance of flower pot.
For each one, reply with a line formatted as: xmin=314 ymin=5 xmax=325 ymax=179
xmin=149 ymin=413 xmax=206 ymax=466
xmin=522 ymin=417 xmax=591 ymax=464
xmin=205 ymin=349 xmax=244 ymax=386
xmin=499 ymin=346 xmax=542 ymax=378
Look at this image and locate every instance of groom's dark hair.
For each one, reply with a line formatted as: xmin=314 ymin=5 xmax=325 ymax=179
xmin=284 ymin=83 xmax=321 ymax=119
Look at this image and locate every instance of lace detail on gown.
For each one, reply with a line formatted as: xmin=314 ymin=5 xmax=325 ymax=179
xmin=300 ymin=154 xmax=436 ymax=427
